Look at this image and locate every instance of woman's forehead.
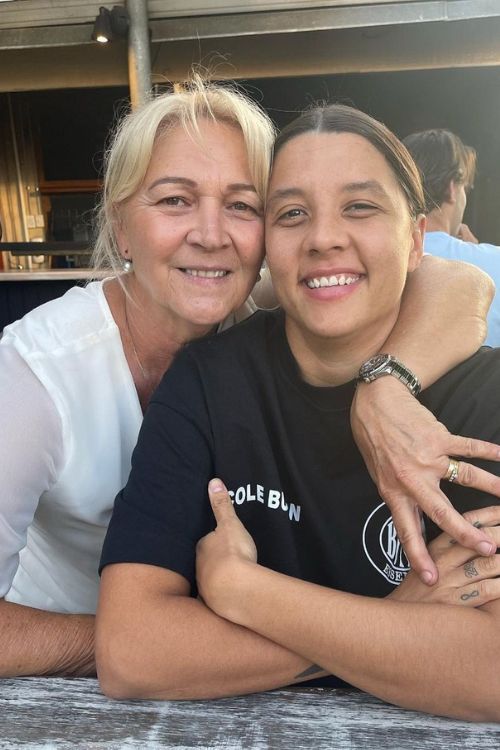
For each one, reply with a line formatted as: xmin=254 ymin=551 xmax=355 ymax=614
xmin=270 ymin=132 xmax=398 ymax=190
xmin=145 ymin=120 xmax=252 ymax=181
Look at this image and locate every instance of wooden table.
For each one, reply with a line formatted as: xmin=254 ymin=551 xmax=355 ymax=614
xmin=1 ymin=678 xmax=499 ymax=749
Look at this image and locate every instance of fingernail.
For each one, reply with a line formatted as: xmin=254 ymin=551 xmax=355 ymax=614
xmin=209 ymin=478 xmax=226 ymax=493
xmin=421 ymin=571 xmax=434 ymax=585
xmin=478 ymin=541 xmax=495 ymax=556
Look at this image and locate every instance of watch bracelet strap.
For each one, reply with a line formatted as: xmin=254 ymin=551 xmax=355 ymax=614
xmin=386 ymin=360 xmax=421 ymax=396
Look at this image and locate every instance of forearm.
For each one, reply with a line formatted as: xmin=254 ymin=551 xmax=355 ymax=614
xmin=221 ymin=564 xmax=500 ymax=721
xmin=96 ymin=591 xmax=323 ymax=701
xmin=0 ymin=599 xmax=95 ymax=677
xmin=386 ymin=255 xmax=493 ymax=388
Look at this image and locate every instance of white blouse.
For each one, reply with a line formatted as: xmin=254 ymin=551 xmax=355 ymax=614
xmin=0 ymin=279 xmax=262 ymax=614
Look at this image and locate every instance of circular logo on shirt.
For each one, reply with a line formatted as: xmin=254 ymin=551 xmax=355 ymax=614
xmin=362 ymin=502 xmax=410 ymax=585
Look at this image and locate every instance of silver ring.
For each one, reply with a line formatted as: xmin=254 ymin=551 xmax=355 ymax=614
xmin=444 ymin=458 xmax=460 ymax=483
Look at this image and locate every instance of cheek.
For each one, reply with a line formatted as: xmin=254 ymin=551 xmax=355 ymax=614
xmin=241 ymin=223 xmax=265 ymax=263
xmin=263 ymin=227 xmax=288 ymax=269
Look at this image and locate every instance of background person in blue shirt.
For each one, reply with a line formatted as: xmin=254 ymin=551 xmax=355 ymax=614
xmin=404 ymin=129 xmax=500 ymax=347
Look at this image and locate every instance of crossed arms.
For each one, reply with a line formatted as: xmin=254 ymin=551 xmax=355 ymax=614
xmin=97 ymin=486 xmax=500 ymax=721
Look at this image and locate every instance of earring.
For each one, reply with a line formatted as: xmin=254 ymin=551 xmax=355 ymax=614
xmin=123 ymin=258 xmax=132 ymax=272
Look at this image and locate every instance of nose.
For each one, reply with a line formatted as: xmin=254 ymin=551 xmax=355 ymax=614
xmin=306 ymin=213 xmax=349 ymax=255
xmin=186 ymin=200 xmax=231 ymax=251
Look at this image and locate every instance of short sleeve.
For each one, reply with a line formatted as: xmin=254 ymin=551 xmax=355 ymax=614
xmin=100 ymin=350 xmax=216 ymax=590
xmin=0 ymin=345 xmax=64 ymax=597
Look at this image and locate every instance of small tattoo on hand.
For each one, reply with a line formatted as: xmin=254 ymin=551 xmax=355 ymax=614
xmin=464 ymin=561 xmax=479 ymax=578
xmin=461 ymin=590 xmax=479 ymax=601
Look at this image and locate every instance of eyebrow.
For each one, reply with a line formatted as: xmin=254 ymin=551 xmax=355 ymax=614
xmin=267 ymin=187 xmax=306 ymax=205
xmin=148 ymin=177 xmax=257 ymax=193
xmin=267 ymin=180 xmax=390 ymax=206
xmin=343 ymin=180 xmax=390 ymax=198
xmin=148 ymin=177 xmax=196 ymax=190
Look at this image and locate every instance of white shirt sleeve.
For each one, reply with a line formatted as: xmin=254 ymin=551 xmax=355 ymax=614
xmin=0 ymin=345 xmax=65 ymax=597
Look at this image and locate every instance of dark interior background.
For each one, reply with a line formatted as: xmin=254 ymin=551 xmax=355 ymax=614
xmin=21 ymin=65 xmax=500 ymax=243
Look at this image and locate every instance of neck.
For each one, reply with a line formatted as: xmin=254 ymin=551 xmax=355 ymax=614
xmin=285 ymin=313 xmax=400 ymax=387
xmin=124 ymin=274 xmax=215 ymax=371
xmin=106 ymin=275 xmax=215 ymax=411
xmin=425 ymin=207 xmax=453 ymax=235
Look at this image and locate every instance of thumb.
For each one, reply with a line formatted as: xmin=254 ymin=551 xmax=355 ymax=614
xmin=208 ymin=478 xmax=235 ymax=524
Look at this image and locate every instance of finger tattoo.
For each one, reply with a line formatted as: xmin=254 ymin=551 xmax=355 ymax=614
xmin=460 ymin=590 xmax=479 ymax=601
xmin=464 ymin=561 xmax=479 ymax=578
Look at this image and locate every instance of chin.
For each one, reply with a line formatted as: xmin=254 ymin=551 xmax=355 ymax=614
xmin=185 ymin=307 xmax=230 ymax=328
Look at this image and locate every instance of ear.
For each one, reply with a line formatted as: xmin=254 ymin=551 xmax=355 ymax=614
xmin=113 ymin=207 xmax=130 ymax=260
xmin=446 ymin=179 xmax=458 ymax=205
xmin=407 ymin=214 xmax=425 ymax=273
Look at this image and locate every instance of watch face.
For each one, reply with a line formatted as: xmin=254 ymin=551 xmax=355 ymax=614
xmin=359 ymin=353 xmax=391 ymax=377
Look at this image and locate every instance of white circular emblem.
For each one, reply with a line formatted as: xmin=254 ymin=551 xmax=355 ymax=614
xmin=363 ymin=502 xmax=410 ymax=585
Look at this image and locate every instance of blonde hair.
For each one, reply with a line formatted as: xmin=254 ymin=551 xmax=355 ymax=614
xmin=91 ymin=76 xmax=275 ymax=275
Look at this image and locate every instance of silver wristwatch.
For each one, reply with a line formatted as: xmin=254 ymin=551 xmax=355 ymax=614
xmin=357 ymin=353 xmax=421 ymax=396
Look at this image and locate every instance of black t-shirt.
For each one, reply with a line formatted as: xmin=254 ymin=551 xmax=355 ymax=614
xmin=101 ymin=310 xmax=500 ymax=685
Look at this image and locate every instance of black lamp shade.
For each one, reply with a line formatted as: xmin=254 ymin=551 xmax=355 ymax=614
xmin=92 ymin=6 xmax=113 ymax=43
xmin=91 ymin=5 xmax=129 ymax=43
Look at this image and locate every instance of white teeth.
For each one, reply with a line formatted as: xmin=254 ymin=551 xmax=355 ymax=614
xmin=184 ymin=269 xmax=227 ymax=278
xmin=306 ymin=274 xmax=359 ymax=289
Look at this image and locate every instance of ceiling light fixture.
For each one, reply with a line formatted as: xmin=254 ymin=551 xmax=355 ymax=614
xmin=91 ymin=6 xmax=129 ymax=44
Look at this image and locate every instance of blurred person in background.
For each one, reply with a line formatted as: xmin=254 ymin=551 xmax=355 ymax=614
xmin=404 ymin=129 xmax=500 ymax=347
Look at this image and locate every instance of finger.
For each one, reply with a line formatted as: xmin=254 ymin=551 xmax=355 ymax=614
xmin=421 ymin=489 xmax=497 ymax=557
xmin=448 ymin=435 xmax=500 ymax=462
xmin=207 ymin=478 xmax=236 ymax=524
xmin=387 ymin=500 xmax=438 ymax=585
xmin=455 ymin=578 xmax=500 ymax=608
xmin=463 ymin=505 xmax=500 ymax=529
xmin=431 ymin=519 xmax=500 ymax=563
xmin=445 ymin=460 xmax=500 ymax=500
xmin=461 ymin=551 xmax=500 ymax=583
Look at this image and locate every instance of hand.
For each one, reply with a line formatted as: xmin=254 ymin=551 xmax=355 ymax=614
xmin=456 ymin=223 xmax=479 ymax=243
xmin=351 ymin=378 xmax=500 ymax=586
xmin=196 ymin=478 xmax=257 ymax=618
xmin=389 ymin=506 xmax=500 ymax=607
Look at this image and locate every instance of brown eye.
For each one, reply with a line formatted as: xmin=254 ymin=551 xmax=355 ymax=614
xmin=159 ymin=196 xmax=187 ymax=206
xmin=231 ymin=202 xmax=256 ymax=213
xmin=278 ymin=208 xmax=304 ymax=221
